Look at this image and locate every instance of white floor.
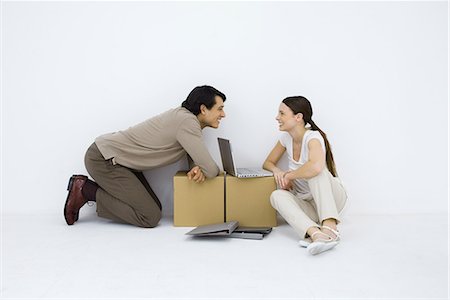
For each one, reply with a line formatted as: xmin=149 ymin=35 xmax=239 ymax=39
xmin=1 ymin=210 xmax=448 ymax=299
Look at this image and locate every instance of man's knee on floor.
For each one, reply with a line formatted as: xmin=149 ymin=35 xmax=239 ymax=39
xmin=137 ymin=209 xmax=162 ymax=228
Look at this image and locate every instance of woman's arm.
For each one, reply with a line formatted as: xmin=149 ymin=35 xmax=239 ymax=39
xmin=263 ymin=141 xmax=287 ymax=188
xmin=263 ymin=141 xmax=285 ymax=172
xmin=284 ymin=139 xmax=325 ymax=182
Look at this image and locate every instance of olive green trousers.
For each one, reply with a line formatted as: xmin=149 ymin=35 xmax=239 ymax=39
xmin=84 ymin=143 xmax=162 ymax=228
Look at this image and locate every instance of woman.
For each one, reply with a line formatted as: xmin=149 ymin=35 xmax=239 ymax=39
xmin=263 ymin=96 xmax=347 ymax=255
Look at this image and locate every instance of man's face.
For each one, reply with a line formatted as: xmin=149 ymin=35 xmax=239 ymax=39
xmin=200 ymin=96 xmax=226 ymax=128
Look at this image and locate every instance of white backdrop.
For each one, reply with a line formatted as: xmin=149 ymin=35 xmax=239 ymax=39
xmin=1 ymin=1 xmax=448 ymax=217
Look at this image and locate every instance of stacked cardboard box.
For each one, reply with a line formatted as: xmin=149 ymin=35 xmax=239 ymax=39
xmin=173 ymin=172 xmax=277 ymax=227
xmin=173 ymin=173 xmax=224 ymax=226
xmin=225 ymin=175 xmax=277 ymax=227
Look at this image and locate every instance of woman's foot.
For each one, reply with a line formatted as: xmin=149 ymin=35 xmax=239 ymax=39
xmin=306 ymin=228 xmax=338 ymax=255
xmin=299 ymin=227 xmax=328 ymax=248
xmin=321 ymin=225 xmax=340 ymax=242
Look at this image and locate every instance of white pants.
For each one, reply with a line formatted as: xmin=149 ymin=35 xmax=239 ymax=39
xmin=270 ymin=168 xmax=347 ymax=239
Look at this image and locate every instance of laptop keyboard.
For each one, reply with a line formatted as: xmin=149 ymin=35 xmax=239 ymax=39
xmin=238 ymin=168 xmax=258 ymax=175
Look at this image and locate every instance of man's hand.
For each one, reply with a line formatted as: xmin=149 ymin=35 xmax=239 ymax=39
xmin=187 ymin=166 xmax=206 ymax=183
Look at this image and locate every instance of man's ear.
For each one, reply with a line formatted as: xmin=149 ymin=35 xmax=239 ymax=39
xmin=200 ymin=104 xmax=207 ymax=115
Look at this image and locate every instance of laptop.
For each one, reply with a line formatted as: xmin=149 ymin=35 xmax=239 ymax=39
xmin=217 ymin=138 xmax=273 ymax=178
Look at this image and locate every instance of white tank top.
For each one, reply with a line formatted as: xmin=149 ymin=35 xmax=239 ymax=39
xmin=279 ymin=130 xmax=326 ymax=195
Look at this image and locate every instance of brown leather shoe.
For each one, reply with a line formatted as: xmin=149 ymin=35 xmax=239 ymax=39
xmin=64 ymin=175 xmax=88 ymax=225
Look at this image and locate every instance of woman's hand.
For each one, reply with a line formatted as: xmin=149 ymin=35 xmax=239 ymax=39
xmin=187 ymin=166 xmax=205 ymax=183
xmin=273 ymin=168 xmax=284 ymax=188
xmin=282 ymin=177 xmax=293 ymax=191
xmin=281 ymin=171 xmax=294 ymax=190
xmin=273 ymin=168 xmax=292 ymax=190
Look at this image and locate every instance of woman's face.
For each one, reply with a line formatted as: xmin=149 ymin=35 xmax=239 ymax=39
xmin=276 ymin=102 xmax=299 ymax=131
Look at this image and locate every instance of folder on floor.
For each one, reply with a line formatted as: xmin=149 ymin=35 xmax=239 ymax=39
xmin=185 ymin=221 xmax=239 ymax=236
xmin=186 ymin=221 xmax=272 ymax=240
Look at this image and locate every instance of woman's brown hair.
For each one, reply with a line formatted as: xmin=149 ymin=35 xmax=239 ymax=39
xmin=282 ymin=96 xmax=338 ymax=177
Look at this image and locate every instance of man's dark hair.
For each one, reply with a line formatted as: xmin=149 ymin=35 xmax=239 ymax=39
xmin=181 ymin=85 xmax=226 ymax=115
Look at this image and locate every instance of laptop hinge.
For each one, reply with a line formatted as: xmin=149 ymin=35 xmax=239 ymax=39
xmin=224 ymin=171 xmax=227 ymax=223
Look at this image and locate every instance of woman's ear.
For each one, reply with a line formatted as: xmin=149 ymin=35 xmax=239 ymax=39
xmin=296 ymin=113 xmax=303 ymax=122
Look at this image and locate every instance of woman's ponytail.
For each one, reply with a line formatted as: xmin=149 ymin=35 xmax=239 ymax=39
xmin=282 ymin=96 xmax=338 ymax=177
xmin=308 ymin=119 xmax=337 ymax=177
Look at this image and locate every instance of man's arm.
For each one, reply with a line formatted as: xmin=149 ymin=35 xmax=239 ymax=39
xmin=176 ymin=118 xmax=220 ymax=179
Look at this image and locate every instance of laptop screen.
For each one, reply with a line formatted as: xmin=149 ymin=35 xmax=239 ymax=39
xmin=217 ymin=138 xmax=237 ymax=176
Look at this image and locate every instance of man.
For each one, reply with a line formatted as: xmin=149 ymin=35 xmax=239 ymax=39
xmin=64 ymin=85 xmax=226 ymax=227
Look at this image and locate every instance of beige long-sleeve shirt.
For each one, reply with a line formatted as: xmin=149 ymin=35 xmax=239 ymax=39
xmin=94 ymin=107 xmax=220 ymax=178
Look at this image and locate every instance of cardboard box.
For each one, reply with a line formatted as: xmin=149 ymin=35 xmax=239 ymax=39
xmin=225 ymin=176 xmax=277 ymax=227
xmin=173 ymin=172 xmax=224 ymax=226
xmin=173 ymin=172 xmax=277 ymax=227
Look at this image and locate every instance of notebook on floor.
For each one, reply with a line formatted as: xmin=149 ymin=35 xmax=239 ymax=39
xmin=229 ymin=227 xmax=273 ymax=240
